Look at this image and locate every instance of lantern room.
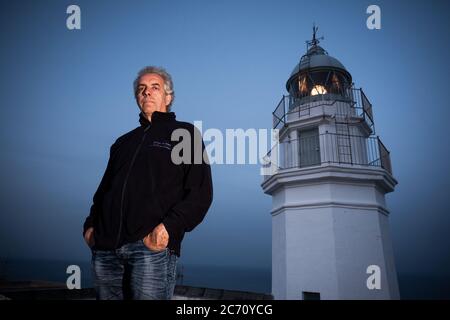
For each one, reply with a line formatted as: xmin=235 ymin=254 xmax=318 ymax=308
xmin=286 ymin=31 xmax=352 ymax=106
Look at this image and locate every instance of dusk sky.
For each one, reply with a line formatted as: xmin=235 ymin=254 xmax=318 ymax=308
xmin=1 ymin=0 xmax=449 ymax=296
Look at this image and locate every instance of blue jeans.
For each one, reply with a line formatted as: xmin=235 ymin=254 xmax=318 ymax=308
xmin=91 ymin=240 xmax=178 ymax=300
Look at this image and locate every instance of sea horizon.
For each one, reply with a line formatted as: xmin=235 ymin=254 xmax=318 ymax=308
xmin=1 ymin=258 xmax=450 ymax=299
xmin=0 ymin=258 xmax=272 ymax=294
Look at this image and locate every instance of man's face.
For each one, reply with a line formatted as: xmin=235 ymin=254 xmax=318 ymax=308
xmin=136 ymin=73 xmax=172 ymax=119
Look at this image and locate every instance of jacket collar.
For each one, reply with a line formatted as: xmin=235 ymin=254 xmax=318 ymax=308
xmin=139 ymin=111 xmax=176 ymax=127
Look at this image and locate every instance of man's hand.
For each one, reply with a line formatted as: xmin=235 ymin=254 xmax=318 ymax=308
xmin=84 ymin=227 xmax=95 ymax=248
xmin=143 ymin=223 xmax=169 ymax=252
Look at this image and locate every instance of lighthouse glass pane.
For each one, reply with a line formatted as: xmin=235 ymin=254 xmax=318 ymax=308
xmin=309 ymin=72 xmax=328 ymax=92
xmin=298 ymin=128 xmax=320 ymax=167
xmin=296 ymin=71 xmax=350 ymax=100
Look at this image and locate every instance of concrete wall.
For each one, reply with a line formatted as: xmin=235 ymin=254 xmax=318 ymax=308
xmin=271 ymin=181 xmax=399 ymax=300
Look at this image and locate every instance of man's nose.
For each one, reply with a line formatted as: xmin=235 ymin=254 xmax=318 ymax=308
xmin=143 ymin=88 xmax=152 ymax=97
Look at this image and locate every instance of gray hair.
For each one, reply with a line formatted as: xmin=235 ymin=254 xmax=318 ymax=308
xmin=133 ymin=66 xmax=175 ymax=110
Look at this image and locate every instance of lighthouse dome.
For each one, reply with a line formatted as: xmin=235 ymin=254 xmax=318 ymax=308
xmin=286 ymin=42 xmax=352 ymax=102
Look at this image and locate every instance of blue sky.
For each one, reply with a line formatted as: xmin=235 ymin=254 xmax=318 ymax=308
xmin=1 ymin=0 xmax=449 ymax=288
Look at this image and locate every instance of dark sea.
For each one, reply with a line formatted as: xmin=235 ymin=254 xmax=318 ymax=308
xmin=1 ymin=259 xmax=449 ymax=299
xmin=0 ymin=259 xmax=271 ymax=294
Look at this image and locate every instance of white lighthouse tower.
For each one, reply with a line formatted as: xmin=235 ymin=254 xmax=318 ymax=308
xmin=261 ymin=28 xmax=400 ymax=300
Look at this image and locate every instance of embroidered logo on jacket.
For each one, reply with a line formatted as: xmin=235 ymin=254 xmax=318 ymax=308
xmin=151 ymin=141 xmax=172 ymax=150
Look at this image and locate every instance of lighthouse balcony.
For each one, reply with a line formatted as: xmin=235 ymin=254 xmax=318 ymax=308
xmin=273 ymin=88 xmax=374 ymax=134
xmin=262 ymin=133 xmax=392 ymax=176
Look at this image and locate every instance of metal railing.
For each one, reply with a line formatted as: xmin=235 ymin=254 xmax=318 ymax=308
xmin=272 ymin=88 xmax=375 ymax=133
xmin=378 ymin=137 xmax=392 ymax=175
xmin=262 ymin=133 xmax=393 ymax=175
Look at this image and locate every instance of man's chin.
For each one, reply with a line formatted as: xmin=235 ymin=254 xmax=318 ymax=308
xmin=140 ymin=106 xmax=155 ymax=115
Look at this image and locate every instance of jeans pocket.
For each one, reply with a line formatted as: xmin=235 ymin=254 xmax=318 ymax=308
xmin=141 ymin=238 xmax=168 ymax=254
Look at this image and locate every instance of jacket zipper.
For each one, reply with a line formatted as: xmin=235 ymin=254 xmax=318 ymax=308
xmin=114 ymin=125 xmax=151 ymax=248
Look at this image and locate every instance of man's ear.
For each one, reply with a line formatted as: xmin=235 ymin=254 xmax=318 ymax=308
xmin=165 ymin=94 xmax=173 ymax=107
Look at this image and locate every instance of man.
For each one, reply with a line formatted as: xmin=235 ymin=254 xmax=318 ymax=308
xmin=83 ymin=66 xmax=213 ymax=300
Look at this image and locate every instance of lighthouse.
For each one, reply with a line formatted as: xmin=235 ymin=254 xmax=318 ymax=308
xmin=261 ymin=27 xmax=400 ymax=300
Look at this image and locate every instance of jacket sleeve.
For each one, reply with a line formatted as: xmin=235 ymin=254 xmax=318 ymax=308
xmin=83 ymin=143 xmax=116 ymax=237
xmin=162 ymin=129 xmax=213 ymax=246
